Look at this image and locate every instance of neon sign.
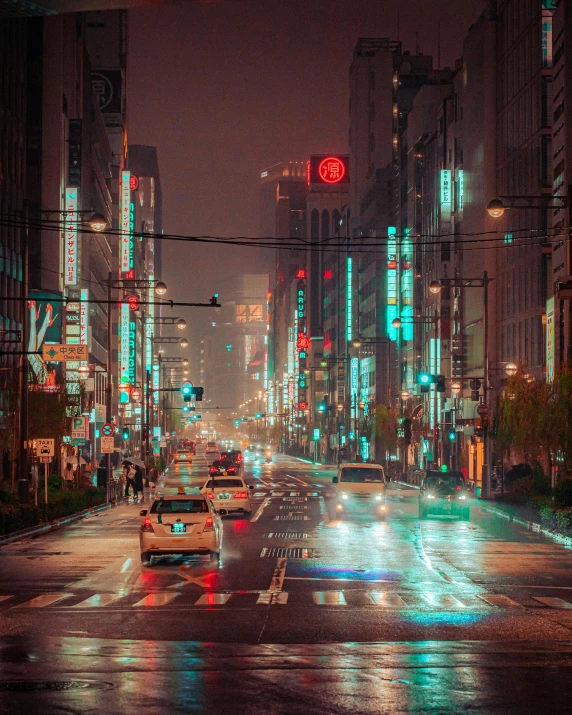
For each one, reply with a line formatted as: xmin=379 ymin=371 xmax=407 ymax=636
xmin=296 ymin=269 xmax=307 ymax=279
xmin=119 ymin=303 xmax=130 ymax=401
xmin=440 ymin=170 xmax=452 ymax=222
xmin=120 ymin=171 xmax=132 ymax=273
xmin=63 ymin=187 xmax=78 ymax=286
xmin=387 ymin=226 xmax=398 ymax=341
xmin=318 ymin=157 xmax=346 ymax=183
xmin=346 ymin=257 xmax=353 ymax=341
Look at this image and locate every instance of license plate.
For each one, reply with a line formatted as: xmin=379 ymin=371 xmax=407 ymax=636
xmin=171 ymin=523 xmax=186 ymax=533
xmin=218 ymin=494 xmax=230 ymax=500
xmin=222 ymin=471 xmax=227 ymax=476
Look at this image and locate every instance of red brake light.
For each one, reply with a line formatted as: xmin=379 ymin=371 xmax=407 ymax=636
xmin=207 ymin=492 xmax=215 ymax=499
xmin=456 ymin=486 xmax=462 ymax=491
xmin=141 ymin=517 xmax=153 ymax=533
xmin=204 ymin=516 xmax=214 ymax=531
xmin=234 ymin=491 xmax=248 ymax=499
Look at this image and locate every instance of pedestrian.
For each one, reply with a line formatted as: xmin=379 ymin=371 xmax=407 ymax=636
xmin=123 ymin=461 xmax=135 ymax=498
xmin=63 ymin=462 xmax=75 ymax=488
xmin=133 ymin=465 xmax=144 ymax=502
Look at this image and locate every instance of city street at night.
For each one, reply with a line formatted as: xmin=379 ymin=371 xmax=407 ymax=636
xmin=2 ymin=449 xmax=572 ymax=711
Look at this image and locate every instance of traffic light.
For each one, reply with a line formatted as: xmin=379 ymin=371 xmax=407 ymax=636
xmin=433 ymin=427 xmax=440 ymax=443
xmin=418 ymin=372 xmax=432 ymax=393
xmin=451 ymin=334 xmax=467 ymax=379
xmin=182 ymin=405 xmax=190 ymax=412
xmin=122 ymin=427 xmax=129 ymax=440
xmin=403 ymin=418 xmax=412 ymax=445
xmin=184 ymin=393 xmax=191 ymax=403
xmin=470 ymin=378 xmax=481 ymax=402
xmin=436 ymin=375 xmax=446 ymax=393
xmin=448 ymin=429 xmax=456 ymax=441
xmin=317 ymin=403 xmax=327 ymax=412
xmin=193 ymin=387 xmax=204 ymax=402
xmin=182 ymin=380 xmax=193 ymax=396
xmin=255 ymin=413 xmax=263 ymax=419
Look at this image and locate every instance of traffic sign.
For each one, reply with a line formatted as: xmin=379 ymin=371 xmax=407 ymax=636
xmin=40 ymin=456 xmax=51 ymax=464
xmin=101 ymin=435 xmax=114 ymax=453
xmin=477 ymin=403 xmax=490 ymax=417
xmin=101 ymin=422 xmax=114 ymax=437
xmin=71 ymin=416 xmax=88 ymax=439
xmin=42 ymin=344 xmax=88 ymax=362
xmin=36 ymin=438 xmax=54 ymax=457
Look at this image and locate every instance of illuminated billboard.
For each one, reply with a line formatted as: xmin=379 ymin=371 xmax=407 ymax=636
xmin=308 ymin=155 xmax=350 ymax=185
xmin=63 ymin=187 xmax=78 ymax=286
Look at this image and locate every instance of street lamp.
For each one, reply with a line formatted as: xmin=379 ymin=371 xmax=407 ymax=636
xmin=400 ymin=390 xmax=410 ymax=400
xmin=505 ymin=362 xmax=518 ymax=377
xmin=155 ymin=281 xmax=167 ymax=296
xmin=392 ymin=318 xmax=402 ymax=329
xmin=77 ymin=364 xmax=90 ymax=378
xmin=183 ymin=359 xmax=189 ymax=366
xmin=177 ymin=319 xmax=186 ymax=330
xmin=487 ymin=195 xmax=568 ymax=218
xmin=451 ymin=382 xmax=461 ymax=394
xmin=486 ymin=199 xmax=506 ymax=219
xmin=429 ymin=280 xmax=441 ymax=294
xmin=180 ymin=339 xmax=189 ymax=348
xmin=352 ymin=338 xmax=362 ymax=348
xmin=88 ymin=213 xmax=108 ymax=232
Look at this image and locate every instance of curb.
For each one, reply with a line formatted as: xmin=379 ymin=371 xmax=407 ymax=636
xmin=0 ymin=497 xmax=127 ymax=547
xmin=479 ymin=503 xmax=572 ymax=549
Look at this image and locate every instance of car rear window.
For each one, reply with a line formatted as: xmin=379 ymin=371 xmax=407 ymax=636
xmin=339 ymin=468 xmax=385 ymax=483
xmin=426 ymin=472 xmax=465 ymax=490
xmin=150 ymin=499 xmax=208 ymax=514
xmin=208 ymin=479 xmax=243 ymax=489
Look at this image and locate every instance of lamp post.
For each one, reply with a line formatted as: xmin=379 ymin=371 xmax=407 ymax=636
xmin=486 ymin=195 xmax=568 ymax=219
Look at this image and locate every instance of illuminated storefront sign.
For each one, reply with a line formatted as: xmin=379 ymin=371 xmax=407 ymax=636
xmin=400 ymin=228 xmax=413 ymax=342
xmin=457 ymin=169 xmax=464 ymax=212
xmin=120 ymin=170 xmax=133 ymax=273
xmin=64 ymin=187 xmax=78 ymax=286
xmin=542 ymin=14 xmax=552 ymax=68
xmin=129 ymin=316 xmax=137 ymax=385
xmin=546 ymin=297 xmax=555 ymax=382
xmin=346 ymin=257 xmax=353 ymax=341
xmin=387 ymin=226 xmax=398 ymax=341
xmin=440 ymin=170 xmax=452 ymax=222
xmin=80 ymin=288 xmax=89 ymax=373
xmin=153 ymin=364 xmax=160 ymax=405
xmin=308 ymin=155 xmax=350 ymax=185
xmin=350 ymin=357 xmax=358 ymax=420
xmin=119 ymin=303 xmax=130 ymax=402
xmin=297 ymin=280 xmax=307 ymax=405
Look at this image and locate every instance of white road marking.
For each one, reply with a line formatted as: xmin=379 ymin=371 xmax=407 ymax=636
xmin=287 ymin=475 xmax=311 ymax=486
xmin=132 ymin=592 xmax=177 ymax=607
xmin=478 ymin=594 xmax=522 ymax=608
xmin=313 ymin=591 xmax=347 ymax=605
xmin=422 ymin=594 xmax=465 ymax=608
xmin=251 ymin=496 xmax=271 ymax=522
xmin=257 ymin=591 xmax=288 ymax=605
xmin=120 ymin=558 xmax=132 ymax=573
xmin=73 ymin=593 xmax=119 ymax=608
xmin=532 ymin=596 xmax=572 ymax=609
xmin=194 ymin=593 xmax=231 ymax=606
xmin=368 ymin=592 xmax=407 ymax=607
xmin=269 ymin=557 xmax=287 ymax=591
xmin=14 ymin=593 xmax=72 ymax=608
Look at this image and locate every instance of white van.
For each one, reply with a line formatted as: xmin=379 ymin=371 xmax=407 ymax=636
xmin=332 ymin=463 xmax=387 ymax=519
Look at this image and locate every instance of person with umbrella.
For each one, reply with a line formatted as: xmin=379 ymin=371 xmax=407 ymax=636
xmin=123 ymin=461 xmax=135 ymax=498
xmin=133 ymin=464 xmax=144 ymax=502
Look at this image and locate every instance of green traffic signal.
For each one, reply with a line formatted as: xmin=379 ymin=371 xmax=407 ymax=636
xmin=417 ymin=372 xmax=431 ymax=384
xmin=122 ymin=428 xmax=129 ymax=440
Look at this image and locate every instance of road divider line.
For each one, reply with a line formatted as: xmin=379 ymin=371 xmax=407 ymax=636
xmin=269 ymin=557 xmax=287 ymax=592
xmin=251 ymin=496 xmax=271 ymax=522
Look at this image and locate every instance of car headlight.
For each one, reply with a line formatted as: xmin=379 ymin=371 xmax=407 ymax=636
xmin=341 ymin=493 xmax=348 ymax=500
xmin=458 ymin=495 xmax=467 ymax=500
xmin=425 ymin=494 xmax=436 ymax=499
xmin=375 ymin=495 xmax=383 ymax=501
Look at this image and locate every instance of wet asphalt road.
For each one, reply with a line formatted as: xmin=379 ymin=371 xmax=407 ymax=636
xmin=2 ymin=448 xmax=572 ymax=712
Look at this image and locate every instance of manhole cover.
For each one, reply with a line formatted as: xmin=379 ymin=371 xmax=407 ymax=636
xmin=0 ymin=680 xmax=112 ymax=692
xmin=260 ymin=547 xmax=314 ymax=558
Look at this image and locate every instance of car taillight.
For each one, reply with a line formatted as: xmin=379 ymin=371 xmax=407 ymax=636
xmin=141 ymin=517 xmax=153 ymax=533
xmin=234 ymin=491 xmax=248 ymax=499
xmin=204 ymin=516 xmax=214 ymax=531
xmin=456 ymin=486 xmax=462 ymax=491
xmin=207 ymin=492 xmax=215 ymax=499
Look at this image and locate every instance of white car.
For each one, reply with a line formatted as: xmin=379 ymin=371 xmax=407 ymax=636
xmin=140 ymin=490 xmax=222 ymax=564
xmin=173 ymin=451 xmax=193 ymax=463
xmin=201 ymin=476 xmax=253 ymax=516
xmin=333 ymin=463 xmax=387 ymax=519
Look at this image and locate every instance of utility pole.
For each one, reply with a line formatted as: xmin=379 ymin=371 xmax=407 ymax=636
xmin=17 ymin=201 xmax=29 ymax=498
xmin=481 ymin=270 xmax=491 ymax=499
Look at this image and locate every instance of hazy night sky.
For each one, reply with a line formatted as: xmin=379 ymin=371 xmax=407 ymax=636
xmin=128 ymin=0 xmax=483 ymax=353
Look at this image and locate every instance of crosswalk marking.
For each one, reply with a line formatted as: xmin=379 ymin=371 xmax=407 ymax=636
xmin=73 ymin=593 xmax=119 ymax=608
xmin=313 ymin=591 xmax=347 ymax=606
xmin=14 ymin=593 xmax=71 ymax=608
xmin=478 ymin=594 xmax=521 ymax=608
xmin=132 ymin=592 xmax=177 ymax=607
xmin=532 ymin=596 xmax=572 ymax=609
xmin=4 ymin=589 xmax=572 ymax=610
xmin=257 ymin=592 xmax=288 ymax=605
xmin=368 ymin=592 xmax=406 ymax=607
xmin=195 ymin=593 xmax=231 ymax=606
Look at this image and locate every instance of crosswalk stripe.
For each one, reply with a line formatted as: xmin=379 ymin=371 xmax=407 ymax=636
xmin=73 ymin=593 xmax=119 ymax=608
xmin=423 ymin=594 xmax=465 ymax=608
xmin=132 ymin=592 xmax=177 ymax=607
xmin=14 ymin=593 xmax=71 ymax=608
xmin=368 ymin=592 xmax=407 ymax=607
xmin=195 ymin=593 xmax=231 ymax=606
xmin=478 ymin=594 xmax=521 ymax=608
xmin=532 ymin=596 xmax=572 ymax=609
xmin=313 ymin=591 xmax=347 ymax=606
xmin=257 ymin=591 xmax=288 ymax=605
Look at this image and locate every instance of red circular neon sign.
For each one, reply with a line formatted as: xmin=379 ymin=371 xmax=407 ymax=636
xmin=130 ymin=175 xmax=139 ymax=190
xmin=318 ymin=157 xmax=346 ymax=184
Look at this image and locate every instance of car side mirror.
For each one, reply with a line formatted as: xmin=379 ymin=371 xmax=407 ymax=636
xmin=332 ymin=476 xmax=338 ymax=484
xmin=139 ymin=509 xmax=148 ymax=516
xmin=249 ymin=485 xmax=254 ymax=489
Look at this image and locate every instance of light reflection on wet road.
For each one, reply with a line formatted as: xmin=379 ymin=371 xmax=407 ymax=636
xmin=1 ymin=449 xmax=572 ymax=711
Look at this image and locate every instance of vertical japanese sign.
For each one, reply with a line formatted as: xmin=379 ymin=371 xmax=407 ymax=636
xmin=129 ymin=316 xmax=137 ymax=385
xmin=153 ymin=364 xmax=160 ymax=405
xmin=120 ymin=170 xmax=132 ymax=273
xmin=541 ymin=13 xmax=553 ymax=69
xmin=120 ymin=303 xmax=130 ymax=398
xmin=546 ymin=297 xmax=555 ymax=382
xmin=440 ymin=170 xmax=452 ymax=223
xmin=80 ymin=289 xmax=89 ymax=374
xmin=350 ymin=357 xmax=359 ymax=420
xmin=387 ymin=226 xmax=398 ymax=341
xmin=64 ymin=188 xmax=78 ymax=286
xmin=346 ymin=257 xmax=353 ymax=341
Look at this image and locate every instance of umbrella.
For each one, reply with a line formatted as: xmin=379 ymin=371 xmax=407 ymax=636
xmin=123 ymin=457 xmax=145 ymax=469
xmin=66 ymin=456 xmax=86 ymax=465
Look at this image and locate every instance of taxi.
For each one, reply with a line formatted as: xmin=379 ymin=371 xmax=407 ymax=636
xmin=139 ymin=487 xmax=222 ymax=564
xmin=173 ymin=450 xmax=193 ymax=464
xmin=201 ymin=476 xmax=253 ymax=516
